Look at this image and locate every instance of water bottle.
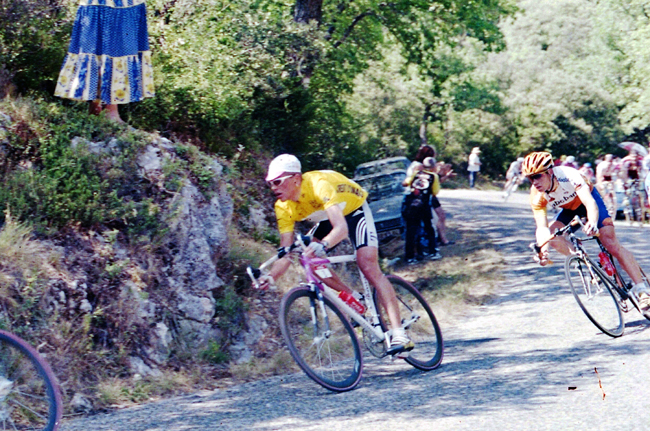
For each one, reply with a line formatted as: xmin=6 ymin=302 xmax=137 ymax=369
xmin=338 ymin=291 xmax=366 ymax=314
xmin=598 ymin=252 xmax=615 ymax=276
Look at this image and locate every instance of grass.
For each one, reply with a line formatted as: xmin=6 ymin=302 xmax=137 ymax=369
xmin=388 ymin=225 xmax=506 ymax=325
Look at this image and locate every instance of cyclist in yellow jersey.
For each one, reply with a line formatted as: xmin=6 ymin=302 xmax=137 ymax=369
xmin=259 ymin=154 xmax=414 ymax=355
xmin=523 ymin=152 xmax=650 ymax=311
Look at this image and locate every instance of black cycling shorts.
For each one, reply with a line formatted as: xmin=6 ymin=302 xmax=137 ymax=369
xmin=430 ymin=195 xmax=441 ymax=209
xmin=311 ymin=202 xmax=379 ymax=250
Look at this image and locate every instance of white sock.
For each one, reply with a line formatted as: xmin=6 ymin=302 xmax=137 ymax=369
xmin=392 ymin=328 xmax=407 ymax=340
xmin=633 ymin=282 xmax=650 ymax=295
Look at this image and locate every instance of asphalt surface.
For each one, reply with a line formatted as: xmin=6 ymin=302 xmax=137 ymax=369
xmin=61 ymin=189 xmax=650 ymax=431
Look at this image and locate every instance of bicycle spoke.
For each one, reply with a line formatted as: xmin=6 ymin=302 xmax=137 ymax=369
xmin=565 ymin=256 xmax=624 ymax=337
xmin=280 ymin=287 xmax=362 ymax=392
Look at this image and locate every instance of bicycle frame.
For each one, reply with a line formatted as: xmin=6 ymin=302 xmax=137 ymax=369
xmin=566 ymin=232 xmax=637 ymax=311
xmin=249 ymin=238 xmax=406 ymax=349
xmin=299 ymin=253 xmax=391 ymax=348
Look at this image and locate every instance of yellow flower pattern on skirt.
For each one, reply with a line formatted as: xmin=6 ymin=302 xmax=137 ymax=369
xmin=55 ymin=52 xmax=154 ymax=104
xmin=54 ymin=1 xmax=153 ymax=104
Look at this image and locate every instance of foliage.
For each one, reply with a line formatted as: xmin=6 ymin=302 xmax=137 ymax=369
xmin=0 ymin=213 xmax=54 ymax=327
xmin=0 ymin=99 xmax=168 ymax=237
xmin=0 ymin=0 xmax=73 ymax=95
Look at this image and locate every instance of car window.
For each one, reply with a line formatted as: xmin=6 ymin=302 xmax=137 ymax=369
xmin=356 ymin=171 xmax=406 ymax=202
xmin=354 ymin=158 xmax=410 ymax=178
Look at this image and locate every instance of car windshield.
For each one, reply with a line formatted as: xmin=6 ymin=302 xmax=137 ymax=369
xmin=354 ymin=158 xmax=410 ymax=177
xmin=356 ymin=171 xmax=406 ymax=202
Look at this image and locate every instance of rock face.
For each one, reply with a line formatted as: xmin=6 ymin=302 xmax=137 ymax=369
xmin=137 ymin=137 xmax=235 ymax=357
xmin=57 ymin=132 xmax=237 ymax=370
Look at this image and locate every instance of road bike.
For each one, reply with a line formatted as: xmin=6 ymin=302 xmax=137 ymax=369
xmin=531 ymin=217 xmax=650 ymax=337
xmin=247 ymin=235 xmax=443 ymax=392
xmin=503 ymin=174 xmax=525 ymax=201
xmin=0 ymin=329 xmax=62 ymax=430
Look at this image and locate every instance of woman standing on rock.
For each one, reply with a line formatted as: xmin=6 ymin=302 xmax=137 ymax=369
xmin=55 ymin=0 xmax=155 ymax=123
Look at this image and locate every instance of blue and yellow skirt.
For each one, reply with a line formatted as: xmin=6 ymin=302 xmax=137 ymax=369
xmin=55 ymin=0 xmax=154 ymax=104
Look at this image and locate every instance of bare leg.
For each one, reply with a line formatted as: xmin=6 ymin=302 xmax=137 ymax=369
xmin=549 ymin=221 xmax=642 ymax=284
xmin=319 ymin=269 xmax=355 ymax=295
xmin=434 ymin=207 xmax=449 ymax=244
xmin=89 ymin=100 xmax=102 ymax=115
xmin=104 ymin=104 xmax=124 ymax=123
xmin=356 ymin=246 xmax=401 ymax=330
xmin=598 ymin=225 xmax=642 ymax=284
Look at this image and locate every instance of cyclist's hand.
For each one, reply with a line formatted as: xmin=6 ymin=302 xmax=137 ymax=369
xmin=257 ymin=274 xmax=275 ymax=291
xmin=583 ymin=220 xmax=599 ymax=236
xmin=304 ymin=241 xmax=327 ymax=258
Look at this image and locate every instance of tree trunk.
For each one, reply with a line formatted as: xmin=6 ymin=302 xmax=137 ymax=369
xmin=420 ymin=103 xmax=432 ymax=146
xmin=294 ymin=0 xmax=323 ymax=24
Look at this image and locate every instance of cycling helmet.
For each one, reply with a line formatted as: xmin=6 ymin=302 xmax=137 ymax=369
xmin=522 ymin=152 xmax=554 ymax=176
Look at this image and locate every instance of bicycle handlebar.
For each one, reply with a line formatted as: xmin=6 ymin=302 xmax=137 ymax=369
xmin=246 ymin=234 xmax=314 ymax=287
xmin=528 ymin=215 xmax=584 ymax=257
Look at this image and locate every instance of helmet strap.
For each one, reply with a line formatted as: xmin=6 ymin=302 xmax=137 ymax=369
xmin=545 ymin=170 xmax=556 ymax=194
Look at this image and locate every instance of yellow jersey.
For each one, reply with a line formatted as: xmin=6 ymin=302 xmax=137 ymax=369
xmin=275 ymin=171 xmax=367 ymax=234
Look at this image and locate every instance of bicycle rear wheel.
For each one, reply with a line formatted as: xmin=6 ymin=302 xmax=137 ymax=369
xmin=279 ymin=286 xmax=363 ymax=392
xmin=376 ymin=276 xmax=443 ymax=370
xmin=565 ymin=256 xmax=624 ymax=337
xmin=0 ymin=330 xmax=62 ymax=430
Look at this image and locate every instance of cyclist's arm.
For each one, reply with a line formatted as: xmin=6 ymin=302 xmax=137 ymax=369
xmin=304 ymin=204 xmax=348 ymax=258
xmin=532 ymin=209 xmax=552 ymax=256
xmin=263 ymin=232 xmax=295 ymax=286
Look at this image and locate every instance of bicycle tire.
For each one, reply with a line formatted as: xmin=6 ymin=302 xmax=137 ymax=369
xmin=565 ymin=256 xmax=624 ymax=337
xmin=375 ymin=275 xmax=444 ymax=370
xmin=279 ymin=286 xmax=363 ymax=392
xmin=0 ymin=330 xmax=62 ymax=430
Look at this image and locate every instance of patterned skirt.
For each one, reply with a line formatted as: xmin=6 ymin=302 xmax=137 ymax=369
xmin=55 ymin=0 xmax=155 ymax=104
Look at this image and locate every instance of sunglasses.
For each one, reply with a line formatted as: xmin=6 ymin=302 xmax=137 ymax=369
xmin=528 ymin=170 xmax=548 ymax=181
xmin=267 ymin=174 xmax=295 ymax=187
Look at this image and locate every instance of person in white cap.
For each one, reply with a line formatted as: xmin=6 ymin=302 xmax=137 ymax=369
xmin=259 ymin=154 xmax=414 ymax=356
xmin=467 ymin=147 xmax=481 ymax=188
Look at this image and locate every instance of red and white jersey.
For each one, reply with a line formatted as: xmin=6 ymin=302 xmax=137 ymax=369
xmin=530 ymin=166 xmax=594 ymax=213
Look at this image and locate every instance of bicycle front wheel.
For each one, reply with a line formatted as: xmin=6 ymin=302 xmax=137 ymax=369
xmin=377 ymin=276 xmax=444 ymax=370
xmin=565 ymin=256 xmax=624 ymax=337
xmin=279 ymin=286 xmax=363 ymax=392
xmin=0 ymin=330 xmax=62 ymax=431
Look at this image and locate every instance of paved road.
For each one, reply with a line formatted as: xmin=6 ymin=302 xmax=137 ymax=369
xmin=61 ymin=189 xmax=650 ymax=431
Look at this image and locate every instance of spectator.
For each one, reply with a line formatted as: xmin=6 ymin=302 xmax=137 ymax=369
xmin=404 ymin=145 xmax=454 ymax=245
xmin=402 ymin=162 xmax=441 ymax=264
xmin=579 ymin=162 xmax=595 ymax=183
xmin=562 ymin=155 xmax=579 ymax=169
xmin=55 ymin=0 xmax=155 ymax=123
xmin=467 ymin=147 xmax=481 ymax=188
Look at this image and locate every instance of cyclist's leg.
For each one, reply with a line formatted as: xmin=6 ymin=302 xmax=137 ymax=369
xmin=357 ymin=246 xmax=402 ymax=331
xmin=351 ymin=203 xmax=412 ymax=351
xmin=309 ymin=221 xmax=357 ymax=295
xmin=599 ymin=225 xmax=643 ymax=285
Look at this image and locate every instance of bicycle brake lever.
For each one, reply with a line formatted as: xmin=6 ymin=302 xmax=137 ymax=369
xmin=246 ymin=266 xmax=261 ymax=289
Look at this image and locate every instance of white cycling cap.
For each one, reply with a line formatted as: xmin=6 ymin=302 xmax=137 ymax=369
xmin=266 ymin=154 xmax=301 ymax=181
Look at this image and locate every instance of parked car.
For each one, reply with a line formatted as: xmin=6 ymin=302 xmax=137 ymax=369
xmin=354 ymin=156 xmax=410 ymax=179
xmin=354 ymin=169 xmax=407 ymax=233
